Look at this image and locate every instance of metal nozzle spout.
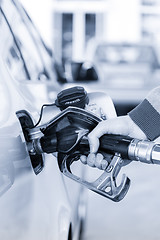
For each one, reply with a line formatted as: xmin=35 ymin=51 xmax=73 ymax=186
xmin=151 ymin=144 xmax=160 ymax=165
xmin=128 ymin=139 xmax=160 ymax=165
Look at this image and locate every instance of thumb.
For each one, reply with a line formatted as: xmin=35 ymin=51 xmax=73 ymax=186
xmin=88 ymin=133 xmax=100 ymax=153
xmin=87 ymin=121 xmax=110 ymax=153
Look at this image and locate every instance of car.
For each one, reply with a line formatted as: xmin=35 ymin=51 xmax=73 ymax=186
xmin=0 ymin=0 xmax=83 ymax=239
xmin=64 ymin=41 xmax=160 ymax=116
xmin=0 ymin=1 xmax=118 ymax=240
xmin=92 ymin=41 xmax=160 ymax=114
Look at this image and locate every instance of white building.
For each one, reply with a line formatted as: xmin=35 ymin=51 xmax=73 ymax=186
xmin=20 ymin=0 xmax=160 ymax=63
xmin=52 ymin=0 xmax=160 ymax=63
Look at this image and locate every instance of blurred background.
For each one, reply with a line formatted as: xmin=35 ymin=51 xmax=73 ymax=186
xmin=19 ymin=0 xmax=160 ymax=239
xmin=21 ymin=0 xmax=160 ymax=116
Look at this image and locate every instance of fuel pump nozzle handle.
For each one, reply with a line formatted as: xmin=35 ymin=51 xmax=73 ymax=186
xmin=95 ymin=134 xmax=160 ymax=165
xmin=39 ymin=128 xmax=160 ymax=165
xmin=18 ymin=105 xmax=160 ymax=202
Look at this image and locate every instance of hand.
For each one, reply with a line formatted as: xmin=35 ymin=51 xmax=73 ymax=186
xmin=80 ymin=152 xmax=112 ymax=170
xmin=88 ymin=115 xmax=147 ymax=154
xmin=80 ymin=115 xmax=147 ymax=169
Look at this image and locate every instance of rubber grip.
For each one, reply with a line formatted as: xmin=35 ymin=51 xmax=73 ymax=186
xmin=40 ymin=132 xmax=132 ymax=158
xmin=99 ymin=134 xmax=132 ymax=158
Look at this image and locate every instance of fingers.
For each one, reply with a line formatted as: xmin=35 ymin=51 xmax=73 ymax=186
xmin=80 ymin=155 xmax=87 ymax=165
xmin=94 ymin=153 xmax=103 ymax=168
xmin=88 ymin=116 xmax=132 ymax=154
xmin=80 ymin=153 xmax=109 ymax=170
xmin=87 ymin=153 xmax=96 ymax=167
xmin=88 ymin=121 xmax=110 ymax=153
xmin=88 ymin=136 xmax=100 ymax=154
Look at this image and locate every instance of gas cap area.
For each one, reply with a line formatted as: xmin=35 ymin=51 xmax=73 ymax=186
xmin=16 ymin=110 xmax=44 ymax=175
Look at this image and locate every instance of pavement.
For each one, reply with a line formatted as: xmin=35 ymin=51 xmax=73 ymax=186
xmin=82 ymin=161 xmax=160 ymax=240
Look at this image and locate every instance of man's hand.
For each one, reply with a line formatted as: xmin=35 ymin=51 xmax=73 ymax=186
xmin=88 ymin=115 xmax=147 ymax=153
xmin=80 ymin=115 xmax=147 ymax=169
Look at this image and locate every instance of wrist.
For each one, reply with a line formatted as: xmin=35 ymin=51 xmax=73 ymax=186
xmin=127 ymin=115 xmax=147 ymax=140
xmin=128 ymin=98 xmax=160 ymax=140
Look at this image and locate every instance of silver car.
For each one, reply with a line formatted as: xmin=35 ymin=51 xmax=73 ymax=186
xmin=0 ymin=1 xmax=118 ymax=240
xmin=0 ymin=0 xmax=83 ymax=239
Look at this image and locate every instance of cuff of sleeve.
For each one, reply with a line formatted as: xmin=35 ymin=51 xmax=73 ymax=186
xmin=128 ymin=99 xmax=160 ymax=140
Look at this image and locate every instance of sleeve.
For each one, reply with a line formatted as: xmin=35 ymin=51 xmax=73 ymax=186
xmin=128 ymin=87 xmax=160 ymax=140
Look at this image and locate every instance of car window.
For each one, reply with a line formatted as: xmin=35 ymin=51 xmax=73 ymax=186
xmin=0 ymin=10 xmax=28 ymax=81
xmin=95 ymin=44 xmax=158 ymax=68
xmin=1 ymin=0 xmax=46 ymax=80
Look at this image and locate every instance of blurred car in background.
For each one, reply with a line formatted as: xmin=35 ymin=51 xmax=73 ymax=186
xmin=93 ymin=42 xmax=159 ymax=86
xmin=90 ymin=41 xmax=160 ymax=115
xmin=0 ymin=0 xmax=85 ymax=239
xmin=64 ymin=41 xmax=160 ymax=115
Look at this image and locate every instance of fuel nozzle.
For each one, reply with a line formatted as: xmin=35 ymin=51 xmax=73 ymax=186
xmin=128 ymin=139 xmax=160 ymax=165
xmin=97 ymin=134 xmax=160 ymax=165
xmin=16 ymin=105 xmax=160 ymax=202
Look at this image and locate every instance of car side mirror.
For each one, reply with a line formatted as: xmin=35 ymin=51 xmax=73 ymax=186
xmin=71 ymin=61 xmax=99 ymax=82
xmin=54 ymin=60 xmax=99 ymax=84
